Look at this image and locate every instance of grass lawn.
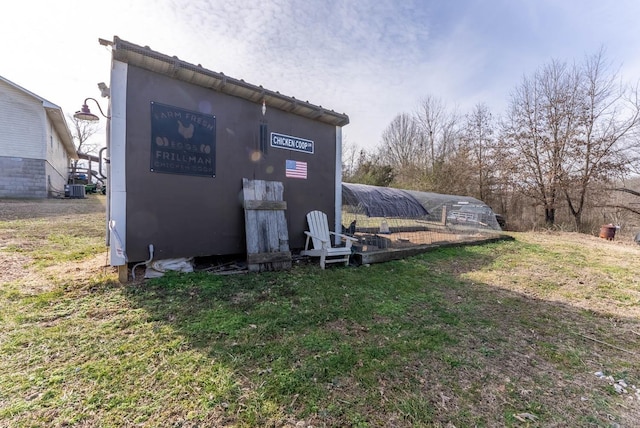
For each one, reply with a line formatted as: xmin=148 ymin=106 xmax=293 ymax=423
xmin=1 ymin=196 xmax=639 ymax=427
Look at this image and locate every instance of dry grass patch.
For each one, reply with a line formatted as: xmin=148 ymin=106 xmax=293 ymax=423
xmin=464 ymin=231 xmax=640 ymax=318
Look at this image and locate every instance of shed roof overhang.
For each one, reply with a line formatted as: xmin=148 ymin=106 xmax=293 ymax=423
xmin=107 ymin=36 xmax=349 ymax=127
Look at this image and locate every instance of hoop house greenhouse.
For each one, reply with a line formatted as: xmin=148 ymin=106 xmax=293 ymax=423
xmin=341 ymin=183 xmax=504 ymax=263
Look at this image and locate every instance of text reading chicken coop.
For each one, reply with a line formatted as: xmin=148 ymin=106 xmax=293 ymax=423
xmin=150 ymin=102 xmax=217 ymax=177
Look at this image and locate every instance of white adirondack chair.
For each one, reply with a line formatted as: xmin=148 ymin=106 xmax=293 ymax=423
xmin=301 ymin=210 xmax=358 ymax=269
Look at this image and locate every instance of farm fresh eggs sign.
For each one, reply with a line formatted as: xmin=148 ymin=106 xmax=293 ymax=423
xmin=150 ymin=102 xmax=216 ymax=177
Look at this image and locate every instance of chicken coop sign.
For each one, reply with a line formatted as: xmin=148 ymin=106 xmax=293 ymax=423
xmin=150 ymin=102 xmax=216 ymax=177
xmin=270 ymin=132 xmax=314 ymax=154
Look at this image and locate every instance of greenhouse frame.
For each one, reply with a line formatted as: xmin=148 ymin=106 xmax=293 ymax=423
xmin=341 ymin=183 xmax=506 ymax=264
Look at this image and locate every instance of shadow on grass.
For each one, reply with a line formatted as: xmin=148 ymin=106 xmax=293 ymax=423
xmin=123 ymin=242 xmax=640 ymax=427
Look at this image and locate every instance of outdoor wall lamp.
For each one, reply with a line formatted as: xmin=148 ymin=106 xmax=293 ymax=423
xmin=74 ymin=98 xmax=109 ymax=121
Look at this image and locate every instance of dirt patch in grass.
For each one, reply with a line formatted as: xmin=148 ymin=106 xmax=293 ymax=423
xmin=1 ymin=196 xmax=113 ymax=300
xmin=1 ymin=252 xmax=37 ymax=284
xmin=0 ymin=197 xmax=105 ymax=220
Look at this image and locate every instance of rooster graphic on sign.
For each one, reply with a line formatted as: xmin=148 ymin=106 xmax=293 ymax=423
xmin=177 ymin=120 xmax=194 ymax=139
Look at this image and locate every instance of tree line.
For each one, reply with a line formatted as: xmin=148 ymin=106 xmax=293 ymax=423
xmin=343 ymin=50 xmax=640 ymax=232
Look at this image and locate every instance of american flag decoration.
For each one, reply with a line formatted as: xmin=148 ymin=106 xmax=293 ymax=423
xmin=285 ymin=159 xmax=307 ymax=179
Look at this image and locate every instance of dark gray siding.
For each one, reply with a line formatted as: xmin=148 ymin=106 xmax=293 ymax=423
xmin=125 ymin=66 xmax=337 ymax=262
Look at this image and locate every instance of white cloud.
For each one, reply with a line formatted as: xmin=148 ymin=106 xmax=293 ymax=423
xmin=1 ymin=0 xmax=638 ymax=152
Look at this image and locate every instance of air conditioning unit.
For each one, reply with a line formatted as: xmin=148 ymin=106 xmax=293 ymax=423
xmin=65 ymin=184 xmax=86 ymax=199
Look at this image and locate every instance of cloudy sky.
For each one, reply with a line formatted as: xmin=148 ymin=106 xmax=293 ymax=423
xmin=1 ymin=0 xmax=639 ymax=151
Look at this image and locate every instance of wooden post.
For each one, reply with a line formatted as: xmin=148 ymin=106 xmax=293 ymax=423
xmin=118 ymin=265 xmax=128 ymax=283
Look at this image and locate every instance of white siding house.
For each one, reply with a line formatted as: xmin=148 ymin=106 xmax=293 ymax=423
xmin=0 ymin=75 xmax=77 ymax=198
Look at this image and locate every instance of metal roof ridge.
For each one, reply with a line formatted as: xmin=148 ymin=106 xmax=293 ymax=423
xmin=109 ymin=36 xmax=349 ymax=127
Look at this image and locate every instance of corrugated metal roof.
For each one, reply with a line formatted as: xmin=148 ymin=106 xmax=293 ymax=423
xmin=109 ymin=36 xmax=350 ymax=127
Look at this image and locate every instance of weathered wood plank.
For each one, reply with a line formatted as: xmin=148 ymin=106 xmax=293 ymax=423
xmin=242 ymin=178 xmax=260 ymax=255
xmin=243 ymin=200 xmax=288 ymax=210
xmin=242 ymin=178 xmax=291 ymax=272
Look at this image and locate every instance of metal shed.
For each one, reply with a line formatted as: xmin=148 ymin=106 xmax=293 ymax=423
xmin=103 ymin=36 xmax=349 ymax=276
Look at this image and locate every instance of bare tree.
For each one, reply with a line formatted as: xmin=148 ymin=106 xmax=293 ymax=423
xmin=376 ymin=113 xmax=422 ymax=187
xmin=341 ymin=137 xmax=360 ymax=180
xmin=67 ymin=114 xmax=102 ymax=170
xmin=608 ymin=187 xmax=640 ymax=217
xmin=561 ymin=50 xmax=640 ymax=231
xmin=410 ymin=96 xmax=465 ymax=194
xmin=505 ymin=51 xmax=640 ymax=230
xmin=503 ymin=59 xmax=582 ymax=227
xmin=414 ymin=95 xmax=460 ymax=172
xmin=375 ymin=97 xmax=467 ymax=191
xmin=378 ymin=113 xmax=421 ymax=169
xmin=345 ymin=149 xmax=395 ymax=186
xmin=461 ymin=103 xmax=496 ymax=202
